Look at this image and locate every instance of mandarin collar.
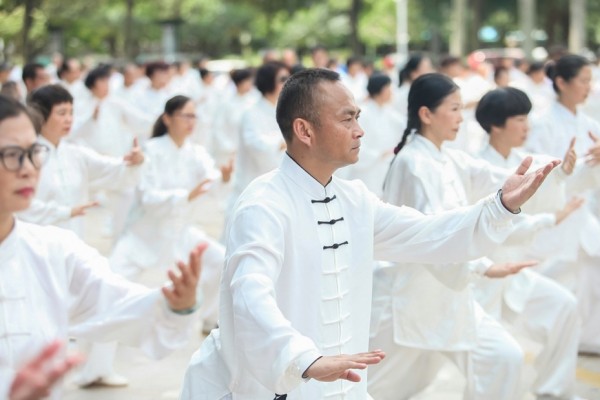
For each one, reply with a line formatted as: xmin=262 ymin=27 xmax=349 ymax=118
xmin=0 ymin=217 xmax=18 ymax=264
xmin=159 ymin=134 xmax=191 ymax=152
xmin=37 ymin=135 xmax=58 ymax=153
xmin=280 ymin=153 xmax=333 ymax=199
xmin=409 ymin=134 xmax=446 ymax=162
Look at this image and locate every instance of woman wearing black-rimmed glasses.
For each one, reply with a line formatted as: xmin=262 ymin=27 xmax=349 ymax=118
xmin=0 ymin=94 xmax=205 ymax=400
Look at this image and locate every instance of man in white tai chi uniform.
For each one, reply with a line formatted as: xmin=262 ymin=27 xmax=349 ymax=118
xmin=180 ymin=68 xmax=559 ymax=400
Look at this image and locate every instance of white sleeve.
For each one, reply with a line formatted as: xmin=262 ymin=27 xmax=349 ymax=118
xmin=64 ymin=232 xmax=196 ymax=359
xmin=78 ymin=145 xmax=141 ymax=191
xmin=136 ymin=153 xmax=197 ymax=217
xmin=240 ymin=112 xmax=282 ymax=169
xmin=373 ymin=191 xmax=516 ymax=264
xmin=0 ymin=369 xmax=14 ymax=400
xmin=17 ymin=199 xmax=72 ymax=226
xmin=224 ymin=204 xmax=321 ymax=394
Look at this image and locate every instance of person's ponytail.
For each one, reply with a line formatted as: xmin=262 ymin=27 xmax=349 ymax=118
xmin=151 ymin=114 xmax=168 ymax=138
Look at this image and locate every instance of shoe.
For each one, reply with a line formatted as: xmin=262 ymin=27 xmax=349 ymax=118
xmin=78 ymin=373 xmax=129 ymax=388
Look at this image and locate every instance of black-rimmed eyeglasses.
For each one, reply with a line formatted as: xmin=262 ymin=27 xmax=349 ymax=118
xmin=0 ymin=143 xmax=50 ymax=171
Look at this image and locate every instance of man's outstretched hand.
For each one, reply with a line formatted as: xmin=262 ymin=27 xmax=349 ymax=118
xmin=500 ymin=156 xmax=560 ymax=212
xmin=303 ymin=350 xmax=385 ymax=383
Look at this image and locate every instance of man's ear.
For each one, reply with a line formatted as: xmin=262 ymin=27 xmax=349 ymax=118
xmin=292 ymin=118 xmax=313 ymax=146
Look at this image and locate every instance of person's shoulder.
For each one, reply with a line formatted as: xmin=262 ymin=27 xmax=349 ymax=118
xmin=236 ymin=169 xmax=289 ymax=208
xmin=17 ymin=220 xmax=80 ymax=249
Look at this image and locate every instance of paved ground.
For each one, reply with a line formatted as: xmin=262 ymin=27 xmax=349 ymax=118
xmin=63 ymin=198 xmax=600 ymax=400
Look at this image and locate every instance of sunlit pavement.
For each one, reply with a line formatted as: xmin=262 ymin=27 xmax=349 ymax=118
xmin=63 ymin=197 xmax=600 ymax=400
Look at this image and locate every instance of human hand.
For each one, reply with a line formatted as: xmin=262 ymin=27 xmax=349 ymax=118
xmin=586 ymin=131 xmax=600 ymax=166
xmin=500 ymin=156 xmax=560 ymax=212
xmin=303 ymin=350 xmax=385 ymax=383
xmin=484 ymin=260 xmax=538 ymax=278
xmin=555 ymin=196 xmax=585 ymax=225
xmin=562 ymin=137 xmax=577 ymax=175
xmin=70 ymin=201 xmax=100 ymax=218
xmin=188 ymin=179 xmax=212 ymax=201
xmin=162 ymin=243 xmax=207 ymax=311
xmin=123 ymin=137 xmax=144 ymax=166
xmin=220 ymin=158 xmax=234 ymax=183
xmin=9 ymin=341 xmax=82 ymax=400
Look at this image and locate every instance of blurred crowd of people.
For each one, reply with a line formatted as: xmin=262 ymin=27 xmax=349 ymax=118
xmin=2 ymin=43 xmax=600 ymax=400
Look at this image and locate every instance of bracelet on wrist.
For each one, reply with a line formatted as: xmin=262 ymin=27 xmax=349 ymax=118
xmin=169 ymin=302 xmax=200 ymax=315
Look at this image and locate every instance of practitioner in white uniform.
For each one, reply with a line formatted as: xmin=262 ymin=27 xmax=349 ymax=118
xmin=18 ymin=84 xmax=144 ymax=241
xmin=0 ymin=94 xmax=204 ymax=400
xmin=337 ymin=73 xmax=405 ymax=197
xmin=69 ymin=65 xmax=154 ymax=240
xmin=393 ymin=54 xmax=434 ymax=118
xmin=229 ymin=62 xmax=289 ymax=211
xmin=180 ymin=68 xmax=559 ymax=400
xmin=83 ymin=95 xmax=230 ymax=386
xmin=369 ymin=73 xmax=562 ymax=400
xmin=474 ymin=87 xmax=585 ymax=400
xmin=527 ymin=54 xmax=600 ymax=355
xmin=111 ymin=94 xmax=229 ymax=329
xmin=211 ymin=68 xmax=259 ymax=166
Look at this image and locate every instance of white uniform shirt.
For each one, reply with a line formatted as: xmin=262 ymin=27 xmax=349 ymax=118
xmin=181 ymin=153 xmax=519 ymax=400
xmin=528 ymin=100 xmax=600 ymax=217
xmin=70 ymin=95 xmax=154 ymax=156
xmin=0 ymin=220 xmax=196 ymax=400
xmin=17 ymin=136 xmax=140 ymax=237
xmin=211 ymin=90 xmax=260 ymax=164
xmin=527 ymin=100 xmax=600 ymax=159
xmin=337 ymin=99 xmax=405 ymax=197
xmin=111 ymin=134 xmax=221 ymax=271
xmin=375 ymin=135 xmax=516 ymax=350
xmin=230 ymin=97 xmax=285 ymax=205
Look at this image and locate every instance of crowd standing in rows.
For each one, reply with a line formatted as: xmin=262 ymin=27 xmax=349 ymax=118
xmin=1 ymin=45 xmax=600 ymax=399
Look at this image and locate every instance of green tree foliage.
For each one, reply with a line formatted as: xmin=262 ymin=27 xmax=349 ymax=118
xmin=0 ymin=0 xmax=598 ymax=64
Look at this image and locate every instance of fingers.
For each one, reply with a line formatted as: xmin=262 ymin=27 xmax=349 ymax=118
xmin=189 ymin=243 xmax=208 ymax=281
xmin=29 ymin=341 xmax=63 ymax=369
xmin=515 ymin=156 xmax=533 ymax=176
xmin=132 ymin=137 xmax=139 ymax=148
xmin=511 ymin=260 xmax=538 ymax=272
xmin=45 ymin=354 xmax=84 ymax=386
xmin=589 ymin=131 xmax=599 ymax=143
xmin=341 ymin=370 xmax=362 ymax=382
xmin=568 ymin=137 xmax=577 ymax=151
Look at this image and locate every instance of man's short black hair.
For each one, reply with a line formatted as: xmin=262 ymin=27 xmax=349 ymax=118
xmin=276 ymin=68 xmax=340 ymax=143
xmin=22 ymin=63 xmax=44 ymax=83
xmin=84 ymin=65 xmax=111 ymax=89
xmin=145 ymin=61 xmax=169 ymax=78
xmin=475 ymin=87 xmax=532 ymax=133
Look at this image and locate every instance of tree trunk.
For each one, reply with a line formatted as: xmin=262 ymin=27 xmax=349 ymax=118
xmin=22 ymin=0 xmax=41 ymax=61
xmin=449 ymin=0 xmax=467 ymax=56
xmin=569 ymin=0 xmax=586 ymax=53
xmin=519 ymin=0 xmax=535 ymax=58
xmin=124 ymin=0 xmax=135 ymax=60
xmin=470 ymin=0 xmax=483 ymax=52
xmin=349 ymin=0 xmax=363 ymax=55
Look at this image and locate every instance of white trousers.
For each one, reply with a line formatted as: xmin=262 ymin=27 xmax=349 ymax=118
xmin=577 ymin=253 xmax=600 ymax=354
xmin=500 ymin=274 xmax=580 ymax=399
xmin=368 ymin=307 xmax=523 ymax=400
